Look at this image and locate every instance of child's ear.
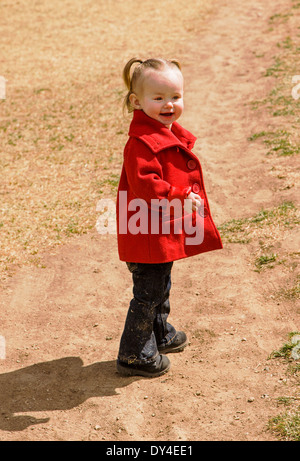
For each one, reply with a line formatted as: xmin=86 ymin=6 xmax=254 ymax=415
xmin=129 ymin=93 xmax=142 ymax=110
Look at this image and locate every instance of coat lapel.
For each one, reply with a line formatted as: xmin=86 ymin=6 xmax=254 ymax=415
xmin=128 ymin=110 xmax=197 ymax=153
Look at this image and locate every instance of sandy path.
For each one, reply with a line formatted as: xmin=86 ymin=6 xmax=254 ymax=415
xmin=0 ymin=0 xmax=298 ymax=441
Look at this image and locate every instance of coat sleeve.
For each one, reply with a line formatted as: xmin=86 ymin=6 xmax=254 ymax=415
xmin=124 ymin=138 xmax=191 ymax=204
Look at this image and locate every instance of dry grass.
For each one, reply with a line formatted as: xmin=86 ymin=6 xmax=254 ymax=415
xmin=249 ymin=2 xmax=300 ymax=176
xmin=0 ymin=0 xmax=213 ymax=279
xmin=219 ymin=201 xmax=299 ymax=244
xmin=219 ymin=2 xmax=300 ymax=290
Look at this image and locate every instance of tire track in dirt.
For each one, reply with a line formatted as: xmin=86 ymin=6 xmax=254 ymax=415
xmin=0 ymin=0 xmax=298 ymax=441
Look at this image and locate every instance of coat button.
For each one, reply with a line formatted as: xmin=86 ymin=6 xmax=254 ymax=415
xmin=192 ymin=183 xmax=200 ymax=194
xmin=187 ymin=159 xmax=196 ymax=170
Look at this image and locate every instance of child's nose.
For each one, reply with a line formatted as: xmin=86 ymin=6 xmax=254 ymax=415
xmin=165 ymin=100 xmax=173 ymax=108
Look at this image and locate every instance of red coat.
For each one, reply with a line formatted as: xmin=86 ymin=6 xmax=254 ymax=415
xmin=117 ymin=110 xmax=222 ymax=263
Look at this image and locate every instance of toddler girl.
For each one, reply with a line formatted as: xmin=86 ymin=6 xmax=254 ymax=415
xmin=116 ymin=58 xmax=222 ymax=377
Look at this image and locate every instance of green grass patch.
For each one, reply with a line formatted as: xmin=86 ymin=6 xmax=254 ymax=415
xmin=269 ymin=12 xmax=293 ymax=25
xmin=219 ymin=201 xmax=298 ymax=244
xmin=268 ymin=410 xmax=300 ymax=441
xmin=250 ymin=5 xmax=300 ymax=159
xmin=268 ymin=332 xmax=300 ymax=440
xmin=264 ymin=56 xmax=286 ymax=77
xmin=269 ymin=332 xmax=300 ymax=360
xmin=248 ymin=129 xmax=300 ymax=156
xmin=268 ymin=331 xmax=300 ymax=442
xmin=254 ymin=253 xmax=277 ymax=271
xmin=219 ymin=202 xmax=299 ymax=272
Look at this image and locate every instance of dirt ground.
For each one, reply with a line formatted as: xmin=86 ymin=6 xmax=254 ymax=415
xmin=0 ymin=0 xmax=299 ymax=441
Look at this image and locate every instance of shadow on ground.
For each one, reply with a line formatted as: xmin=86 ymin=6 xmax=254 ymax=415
xmin=0 ymin=356 xmax=139 ymax=431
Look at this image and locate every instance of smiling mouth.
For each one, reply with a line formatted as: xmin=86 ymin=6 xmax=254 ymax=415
xmin=160 ymin=112 xmax=174 ymax=117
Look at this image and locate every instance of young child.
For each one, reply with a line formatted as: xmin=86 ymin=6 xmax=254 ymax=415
xmin=116 ymin=58 xmax=222 ymax=377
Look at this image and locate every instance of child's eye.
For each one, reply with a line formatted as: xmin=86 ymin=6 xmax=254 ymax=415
xmin=154 ymin=97 xmax=163 ymax=101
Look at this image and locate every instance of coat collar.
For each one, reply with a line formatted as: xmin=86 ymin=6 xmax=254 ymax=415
xmin=128 ymin=110 xmax=197 ymax=153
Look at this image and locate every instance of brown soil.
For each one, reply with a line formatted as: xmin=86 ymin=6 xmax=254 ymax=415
xmin=0 ymin=0 xmax=299 ymax=441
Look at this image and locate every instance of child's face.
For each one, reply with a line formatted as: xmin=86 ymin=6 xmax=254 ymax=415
xmin=130 ymin=67 xmax=184 ymax=129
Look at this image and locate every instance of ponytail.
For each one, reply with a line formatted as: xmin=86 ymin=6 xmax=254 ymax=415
xmin=122 ymin=58 xmax=143 ymax=113
xmin=169 ymin=59 xmax=181 ymax=71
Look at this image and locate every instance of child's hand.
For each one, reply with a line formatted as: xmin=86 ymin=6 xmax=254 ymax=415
xmin=184 ymin=192 xmax=202 ymax=214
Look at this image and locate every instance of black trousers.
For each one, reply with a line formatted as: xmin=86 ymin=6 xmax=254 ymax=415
xmin=118 ymin=262 xmax=176 ymax=365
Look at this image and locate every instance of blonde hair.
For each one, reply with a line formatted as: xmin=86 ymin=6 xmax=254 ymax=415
xmin=122 ymin=57 xmax=182 ymax=113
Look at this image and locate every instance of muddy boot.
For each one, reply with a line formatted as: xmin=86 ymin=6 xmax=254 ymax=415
xmin=116 ymin=354 xmax=170 ymax=377
xmin=158 ymin=331 xmax=188 ymax=354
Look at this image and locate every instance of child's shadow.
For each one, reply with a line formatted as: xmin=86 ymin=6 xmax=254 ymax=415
xmin=0 ymin=356 xmax=139 ymax=431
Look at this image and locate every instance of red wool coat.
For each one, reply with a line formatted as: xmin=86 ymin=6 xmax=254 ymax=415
xmin=116 ymin=110 xmax=222 ymax=263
